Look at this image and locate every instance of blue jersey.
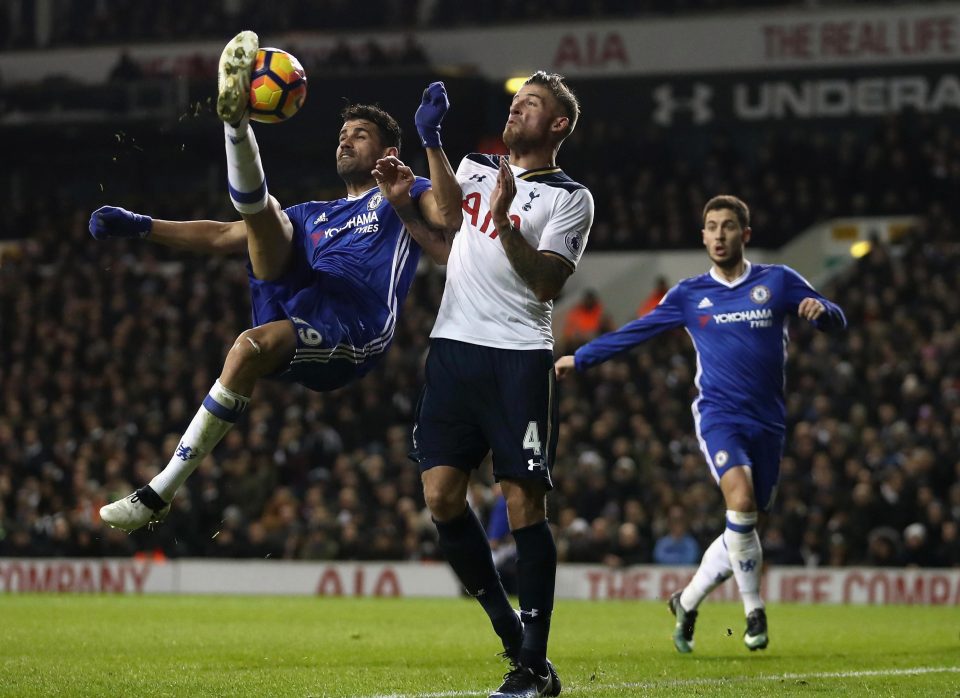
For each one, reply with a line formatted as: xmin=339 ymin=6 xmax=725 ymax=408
xmin=283 ymin=178 xmax=430 ymax=330
xmin=248 ymin=178 xmax=430 ymax=392
xmin=575 ymin=263 xmax=846 ymax=432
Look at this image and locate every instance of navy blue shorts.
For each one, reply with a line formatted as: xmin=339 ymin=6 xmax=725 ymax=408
xmin=411 ymin=338 xmax=559 ymax=489
xmin=247 ymin=241 xmax=382 ymax=392
xmin=696 ymin=419 xmax=785 ymax=511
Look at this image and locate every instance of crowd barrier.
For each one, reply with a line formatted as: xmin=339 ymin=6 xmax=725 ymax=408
xmin=2 ymin=559 xmax=958 ymax=605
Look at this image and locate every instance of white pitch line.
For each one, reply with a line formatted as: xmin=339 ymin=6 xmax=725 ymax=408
xmin=354 ymin=665 xmax=960 ymax=698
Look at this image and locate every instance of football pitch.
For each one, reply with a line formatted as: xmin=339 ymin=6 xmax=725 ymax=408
xmin=0 ymin=595 xmax=957 ymax=697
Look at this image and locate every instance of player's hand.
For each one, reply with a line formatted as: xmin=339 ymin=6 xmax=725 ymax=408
xmin=490 ymin=156 xmax=516 ymax=229
xmin=372 ymin=156 xmax=416 ymax=205
xmin=414 ymin=81 xmax=449 ymax=148
xmin=798 ymin=297 xmax=826 ymax=322
xmin=89 ymin=205 xmax=152 ymax=240
xmin=554 ymin=354 xmax=576 ymax=379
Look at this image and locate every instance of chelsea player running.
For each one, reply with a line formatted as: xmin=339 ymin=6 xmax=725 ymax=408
xmin=555 ymin=195 xmax=846 ymax=653
xmin=93 ymin=31 xmax=461 ymax=531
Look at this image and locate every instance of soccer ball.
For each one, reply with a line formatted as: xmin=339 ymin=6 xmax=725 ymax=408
xmin=248 ymin=48 xmax=307 ymax=124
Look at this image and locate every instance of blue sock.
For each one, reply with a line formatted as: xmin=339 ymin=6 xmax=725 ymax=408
xmin=514 ymin=520 xmax=556 ymax=674
xmin=435 ymin=507 xmax=519 ymax=649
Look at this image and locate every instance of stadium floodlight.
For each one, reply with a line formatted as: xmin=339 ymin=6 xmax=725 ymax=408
xmin=850 ymin=240 xmax=872 ymax=258
xmin=504 ymin=77 xmax=527 ymax=94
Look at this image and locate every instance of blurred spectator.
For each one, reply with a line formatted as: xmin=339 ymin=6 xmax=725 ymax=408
xmin=761 ymin=525 xmax=803 ymax=566
xmin=937 ymin=521 xmax=960 ymax=567
xmin=108 ymin=50 xmax=143 ymax=82
xmin=359 ymin=39 xmax=389 ymax=69
xmin=324 ymin=40 xmax=356 ymax=71
xmin=563 ymin=289 xmax=605 ymax=341
xmin=636 ymin=276 xmax=668 ymax=317
xmin=562 ymin=518 xmax=594 ymax=562
xmin=901 ymin=523 xmax=934 ymax=568
xmin=396 ymin=35 xmax=429 ymax=67
xmin=652 ymin=505 xmax=699 ymax=565
xmin=866 ymin=527 xmax=903 ymax=567
xmin=607 ymin=522 xmax=649 ymax=567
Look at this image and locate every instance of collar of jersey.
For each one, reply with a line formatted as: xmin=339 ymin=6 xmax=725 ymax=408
xmin=517 ymin=164 xmax=563 ymax=181
xmin=346 ymin=185 xmax=379 ymax=201
xmin=709 ymin=260 xmax=752 ymax=288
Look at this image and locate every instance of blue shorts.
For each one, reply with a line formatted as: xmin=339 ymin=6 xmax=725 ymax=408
xmin=410 ymin=339 xmax=558 ymax=489
xmin=247 ymin=243 xmax=382 ymax=392
xmin=696 ymin=419 xmax=785 ymax=511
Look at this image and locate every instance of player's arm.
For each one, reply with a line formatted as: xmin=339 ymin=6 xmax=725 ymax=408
xmin=782 ymin=266 xmax=847 ymax=331
xmin=391 ymin=81 xmax=464 ymax=263
xmin=373 ymin=157 xmax=453 ymax=265
xmin=490 ymin=158 xmax=572 ymax=302
xmin=413 ymin=82 xmax=463 ymax=233
xmin=414 ymin=150 xmax=462 ymax=230
xmin=555 ymin=286 xmax=685 ymax=378
xmin=150 ymin=219 xmax=247 ymax=254
xmin=88 ymin=205 xmax=247 ymax=255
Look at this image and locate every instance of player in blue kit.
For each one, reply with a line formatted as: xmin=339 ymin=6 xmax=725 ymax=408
xmin=555 ymin=195 xmax=846 ymax=653
xmin=93 ymin=30 xmax=461 ymax=532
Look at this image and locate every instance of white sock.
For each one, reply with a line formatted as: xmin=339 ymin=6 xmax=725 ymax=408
xmin=149 ymin=380 xmax=250 ymax=501
xmin=224 ymin=117 xmax=269 ymax=214
xmin=724 ymin=510 xmax=764 ymax=614
xmin=680 ymin=533 xmax=732 ymax=611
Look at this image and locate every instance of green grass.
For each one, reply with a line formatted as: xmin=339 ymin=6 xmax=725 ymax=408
xmin=0 ymin=596 xmax=957 ymax=697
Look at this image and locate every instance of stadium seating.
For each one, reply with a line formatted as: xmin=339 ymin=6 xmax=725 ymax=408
xmin=1 ymin=1 xmax=957 ymax=568
xmin=0 ymin=187 xmax=957 ymax=566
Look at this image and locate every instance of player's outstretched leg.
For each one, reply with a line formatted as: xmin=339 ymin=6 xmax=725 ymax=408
xmin=99 ymin=375 xmax=251 ymax=532
xmin=744 ymin=608 xmax=769 ymax=651
xmin=100 ymin=321 xmax=295 ymax=532
xmin=217 ymin=30 xmax=258 ymax=124
xmin=668 ymin=590 xmax=698 ymax=654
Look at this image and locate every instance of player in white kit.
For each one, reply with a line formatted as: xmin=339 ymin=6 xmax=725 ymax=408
xmin=381 ymin=73 xmax=594 ymax=698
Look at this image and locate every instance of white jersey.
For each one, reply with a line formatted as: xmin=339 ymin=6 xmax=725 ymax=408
xmin=431 ymin=153 xmax=594 ymax=350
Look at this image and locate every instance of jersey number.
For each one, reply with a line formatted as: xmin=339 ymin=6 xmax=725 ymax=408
xmin=298 ymin=327 xmax=323 ymax=346
xmin=523 ymin=421 xmax=542 ymax=456
xmin=462 ymin=192 xmax=521 ymax=239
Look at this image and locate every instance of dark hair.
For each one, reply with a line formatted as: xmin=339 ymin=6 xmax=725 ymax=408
xmin=524 ymin=70 xmax=580 ymax=139
xmin=702 ymin=195 xmax=750 ymax=228
xmin=340 ymin=104 xmax=401 ymax=152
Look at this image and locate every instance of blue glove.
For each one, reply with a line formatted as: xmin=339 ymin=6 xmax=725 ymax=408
xmin=89 ymin=205 xmax=152 ymax=240
xmin=415 ymin=81 xmax=449 ymax=148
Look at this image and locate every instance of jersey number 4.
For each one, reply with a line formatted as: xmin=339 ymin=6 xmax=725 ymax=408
xmin=523 ymin=421 xmax=542 ymax=456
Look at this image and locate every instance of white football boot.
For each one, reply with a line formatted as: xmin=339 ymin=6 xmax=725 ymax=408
xmin=216 ymin=30 xmax=259 ymax=124
xmin=100 ymin=491 xmax=171 ymax=532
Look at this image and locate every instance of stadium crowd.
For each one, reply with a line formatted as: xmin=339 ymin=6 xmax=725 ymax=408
xmin=2 ymin=5 xmax=959 ymax=564
xmin=1 ymin=177 xmax=958 ymax=569
xmin=560 ymin=111 xmax=959 ymax=250
xmin=5 ymin=108 xmax=953 ymax=255
xmin=4 ymin=0 xmax=863 ymax=50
